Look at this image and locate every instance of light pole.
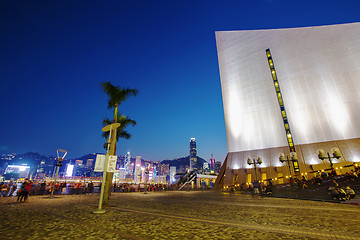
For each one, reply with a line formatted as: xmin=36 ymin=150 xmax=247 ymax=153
xmin=279 ymin=152 xmax=298 ymax=176
xmin=50 ymin=149 xmax=68 ymax=198
xmin=247 ymin=156 xmax=262 ymax=183
xmin=144 ymin=167 xmax=149 ymax=194
xmin=93 ymin=122 xmax=120 ymax=214
xmin=317 ymin=148 xmax=342 ymax=169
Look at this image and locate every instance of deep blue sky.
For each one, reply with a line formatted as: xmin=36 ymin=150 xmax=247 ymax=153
xmin=1 ymin=1 xmax=359 ymax=162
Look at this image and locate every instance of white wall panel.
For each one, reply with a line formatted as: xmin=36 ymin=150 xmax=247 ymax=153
xmin=216 ymin=22 xmax=360 ymax=153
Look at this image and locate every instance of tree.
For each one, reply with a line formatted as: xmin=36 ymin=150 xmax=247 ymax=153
xmin=100 ymin=81 xmax=138 ymax=206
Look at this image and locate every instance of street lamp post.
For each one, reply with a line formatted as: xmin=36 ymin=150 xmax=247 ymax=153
xmin=279 ymin=152 xmax=298 ymax=176
xmin=50 ymin=149 xmax=68 ymax=198
xmin=144 ymin=167 xmax=149 ymax=194
xmin=317 ymin=148 xmax=342 ymax=169
xmin=93 ymin=122 xmax=120 ymax=214
xmin=247 ymin=156 xmax=262 ymax=182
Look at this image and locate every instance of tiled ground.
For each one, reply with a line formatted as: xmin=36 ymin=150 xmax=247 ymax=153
xmin=0 ymin=191 xmax=359 ymax=239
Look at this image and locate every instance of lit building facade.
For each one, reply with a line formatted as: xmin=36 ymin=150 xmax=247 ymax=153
xmin=170 ymin=166 xmax=176 ymax=183
xmin=214 ymin=162 xmax=222 ymax=174
xmin=190 ymin=138 xmax=197 ymax=171
xmin=134 ymin=156 xmax=142 ymax=183
xmin=159 ymin=163 xmax=169 ymax=176
xmin=4 ymin=165 xmax=30 ymax=179
xmin=209 ymin=155 xmax=215 ymax=171
xmin=203 ymin=162 xmax=210 ymax=173
xmin=124 ymin=152 xmax=132 ymax=175
xmin=215 ymin=22 xmax=360 ymax=186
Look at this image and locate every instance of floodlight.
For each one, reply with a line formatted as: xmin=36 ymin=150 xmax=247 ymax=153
xmin=279 ymin=153 xmax=285 ymax=163
xmin=247 ymin=157 xmax=252 ymax=165
xmin=332 ymin=148 xmax=341 ymax=159
xmin=317 ymin=149 xmax=325 ymax=160
xmin=56 ymin=149 xmax=68 ymax=160
xmin=290 ymin=152 xmax=298 ymax=161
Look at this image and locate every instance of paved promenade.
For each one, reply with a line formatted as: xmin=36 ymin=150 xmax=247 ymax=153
xmin=1 ymin=191 xmax=359 ymax=239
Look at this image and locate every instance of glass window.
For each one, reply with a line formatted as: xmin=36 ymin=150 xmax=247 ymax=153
xmin=262 ymin=173 xmax=267 ymax=180
xmin=247 ymin=173 xmax=252 ymax=183
xmin=277 ymin=173 xmax=283 ymax=184
xmin=233 ymin=174 xmax=238 ymax=185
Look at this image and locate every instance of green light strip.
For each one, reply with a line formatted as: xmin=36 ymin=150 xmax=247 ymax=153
xmin=266 ymin=48 xmax=300 ymax=172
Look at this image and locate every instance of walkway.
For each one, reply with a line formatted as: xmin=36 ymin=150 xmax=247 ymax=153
xmin=0 ymin=191 xmax=359 ymax=239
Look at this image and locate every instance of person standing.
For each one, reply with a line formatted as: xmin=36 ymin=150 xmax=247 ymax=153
xmin=19 ymin=180 xmax=32 ymax=202
xmin=39 ymin=181 xmax=46 ymax=195
xmin=17 ymin=179 xmax=27 ymax=202
xmin=88 ymin=181 xmax=94 ymax=193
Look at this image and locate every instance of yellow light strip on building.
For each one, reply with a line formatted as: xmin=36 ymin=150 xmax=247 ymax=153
xmin=266 ymin=48 xmax=300 ymax=173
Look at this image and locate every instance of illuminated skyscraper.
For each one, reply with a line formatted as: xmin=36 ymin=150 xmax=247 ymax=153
xmin=209 ymin=154 xmax=215 ymax=171
xmin=86 ymin=159 xmax=94 ymax=168
xmin=214 ymin=162 xmax=222 ymax=174
xmin=203 ymin=162 xmax=210 ymax=173
xmin=190 ymin=138 xmax=197 ymax=171
xmin=134 ymin=156 xmax=142 ymax=183
xmin=159 ymin=163 xmax=169 ymax=176
xmin=215 ymin=22 xmax=360 ymax=186
xmin=170 ymin=166 xmax=176 ymax=183
xmin=124 ymin=152 xmax=131 ymax=175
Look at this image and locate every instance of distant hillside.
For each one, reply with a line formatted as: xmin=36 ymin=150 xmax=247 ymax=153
xmin=4 ymin=152 xmax=49 ymax=167
xmin=71 ymin=153 xmax=98 ymax=163
xmin=161 ymin=156 xmax=207 ymax=170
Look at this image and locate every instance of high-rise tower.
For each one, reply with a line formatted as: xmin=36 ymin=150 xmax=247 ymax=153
xmin=209 ymin=154 xmax=215 ymax=171
xmin=124 ymin=152 xmax=131 ymax=175
xmin=190 ymin=138 xmax=197 ymax=171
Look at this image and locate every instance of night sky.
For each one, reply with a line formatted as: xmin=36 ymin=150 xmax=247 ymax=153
xmin=1 ymin=1 xmax=359 ymax=162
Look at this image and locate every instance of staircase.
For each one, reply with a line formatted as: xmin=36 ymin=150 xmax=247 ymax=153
xmin=178 ymin=171 xmax=197 ymax=190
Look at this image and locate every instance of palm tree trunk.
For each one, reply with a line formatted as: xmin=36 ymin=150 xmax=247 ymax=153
xmin=103 ymin=106 xmax=118 ymax=206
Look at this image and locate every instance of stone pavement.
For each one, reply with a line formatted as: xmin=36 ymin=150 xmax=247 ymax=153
xmin=0 ymin=191 xmax=359 ymax=240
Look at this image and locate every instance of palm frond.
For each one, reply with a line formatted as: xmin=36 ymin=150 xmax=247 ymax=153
xmin=101 ymin=115 xmax=136 ymax=142
xmin=117 ymin=131 xmax=131 ymax=140
xmin=100 ymin=82 xmax=139 ymax=109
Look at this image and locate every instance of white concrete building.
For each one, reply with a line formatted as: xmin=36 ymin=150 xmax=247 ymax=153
xmin=215 ymin=22 xmax=360 ymax=186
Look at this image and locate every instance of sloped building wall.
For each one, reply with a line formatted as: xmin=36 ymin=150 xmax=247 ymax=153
xmin=216 ymin=23 xmax=360 ymax=186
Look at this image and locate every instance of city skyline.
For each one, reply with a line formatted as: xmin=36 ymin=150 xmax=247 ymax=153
xmin=1 ymin=1 xmax=360 ymax=163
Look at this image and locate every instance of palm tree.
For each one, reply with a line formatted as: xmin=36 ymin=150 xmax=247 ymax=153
xmin=100 ymin=81 xmax=138 ymax=206
xmin=101 ymin=81 xmax=138 ymax=123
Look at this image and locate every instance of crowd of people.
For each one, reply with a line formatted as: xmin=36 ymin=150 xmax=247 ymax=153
xmin=0 ymin=179 xmax=175 ymax=202
xmin=0 ymin=181 xmax=19 ymax=197
xmin=1 ymin=165 xmax=359 ymax=203
xmin=0 ymin=178 xmax=33 ymax=202
xmin=112 ymin=183 xmax=171 ymax=192
xmin=225 ymin=165 xmax=359 ymax=202
xmin=328 ymin=184 xmax=356 ymax=201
